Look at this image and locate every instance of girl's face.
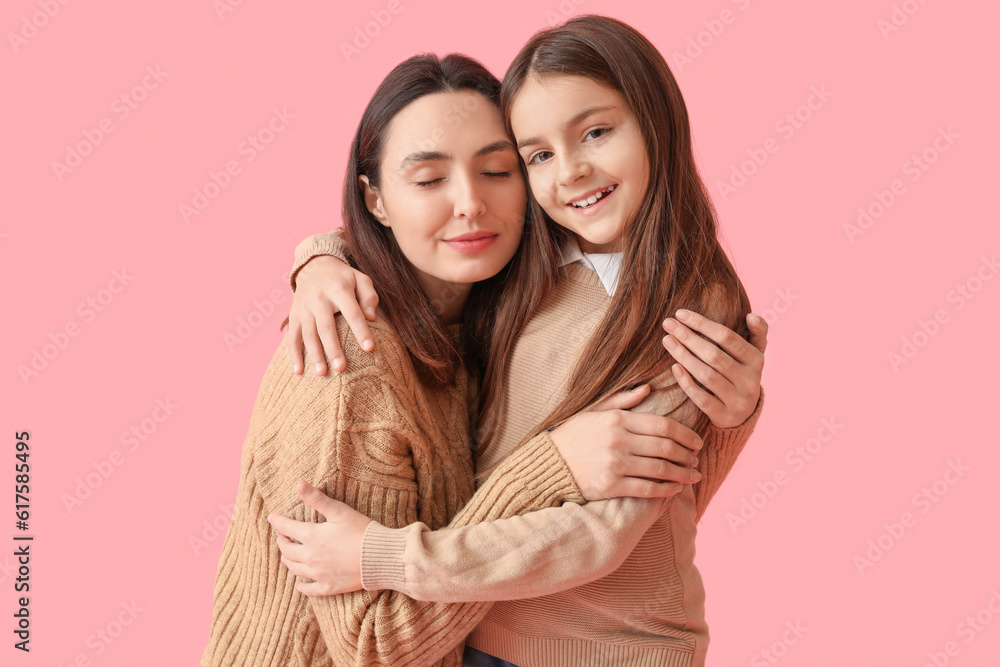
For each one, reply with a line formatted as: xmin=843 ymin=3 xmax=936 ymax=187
xmin=510 ymin=74 xmax=650 ymax=253
xmin=362 ymin=90 xmax=525 ymax=305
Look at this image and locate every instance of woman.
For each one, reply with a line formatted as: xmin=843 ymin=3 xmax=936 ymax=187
xmin=201 ymin=52 xmax=714 ymax=667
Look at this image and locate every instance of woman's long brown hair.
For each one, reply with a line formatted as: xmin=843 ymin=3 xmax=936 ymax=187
xmin=477 ymin=15 xmax=753 ymax=448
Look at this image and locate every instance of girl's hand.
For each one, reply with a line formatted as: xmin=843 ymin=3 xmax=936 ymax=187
xmin=549 ymin=385 xmax=704 ymax=501
xmin=267 ymin=480 xmax=373 ymax=597
xmin=285 ymin=256 xmax=380 ymax=375
xmin=662 ymin=310 xmax=768 ymax=429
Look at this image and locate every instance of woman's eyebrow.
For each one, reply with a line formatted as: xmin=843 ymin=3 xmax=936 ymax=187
xmin=516 ymin=105 xmax=617 ymax=150
xmin=473 ymin=139 xmax=517 ymax=157
xmin=399 ymin=151 xmax=448 ymax=169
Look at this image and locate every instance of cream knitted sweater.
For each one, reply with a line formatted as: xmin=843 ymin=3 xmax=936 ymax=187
xmin=201 ymin=313 xmax=585 ymax=666
xmin=291 ymin=232 xmax=765 ymax=667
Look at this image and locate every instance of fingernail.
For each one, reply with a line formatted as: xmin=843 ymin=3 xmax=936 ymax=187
xmin=691 ymin=471 xmax=702 ymax=481
xmin=663 ymin=335 xmax=678 ymax=349
xmin=676 ymin=309 xmax=691 ymax=321
xmin=315 ymin=362 xmax=324 ymax=374
xmin=362 ymin=339 xmax=374 ymax=351
xmin=663 ymin=318 xmax=678 ymax=331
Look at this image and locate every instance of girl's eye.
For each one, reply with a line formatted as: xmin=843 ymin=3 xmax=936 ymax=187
xmin=415 ymin=178 xmax=444 ymax=188
xmin=586 ymin=127 xmax=611 ymax=141
xmin=527 ymin=151 xmax=553 ymax=165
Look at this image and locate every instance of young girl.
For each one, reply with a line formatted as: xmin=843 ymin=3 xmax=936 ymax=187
xmin=271 ymin=15 xmax=766 ymax=667
xmin=200 ymin=53 xmax=712 ymax=667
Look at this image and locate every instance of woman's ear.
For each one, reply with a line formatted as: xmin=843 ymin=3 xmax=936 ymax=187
xmin=359 ymin=175 xmax=390 ymax=227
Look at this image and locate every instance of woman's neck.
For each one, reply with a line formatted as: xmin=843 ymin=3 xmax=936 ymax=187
xmin=416 ymin=273 xmax=471 ymax=324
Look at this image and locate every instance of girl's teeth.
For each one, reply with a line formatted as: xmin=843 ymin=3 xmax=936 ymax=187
xmin=586 ymin=194 xmax=598 ymax=205
xmin=573 ymin=185 xmax=615 ymax=208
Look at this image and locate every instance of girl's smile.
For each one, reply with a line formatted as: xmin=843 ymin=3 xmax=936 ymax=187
xmin=511 ymin=74 xmax=650 ymax=253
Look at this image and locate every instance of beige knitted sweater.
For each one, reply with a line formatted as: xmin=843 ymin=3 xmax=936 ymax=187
xmin=200 ymin=312 xmax=586 ymax=666
xmin=290 ymin=232 xmax=765 ymax=667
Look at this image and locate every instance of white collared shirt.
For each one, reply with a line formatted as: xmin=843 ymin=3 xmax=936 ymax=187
xmin=559 ymin=236 xmax=624 ymax=296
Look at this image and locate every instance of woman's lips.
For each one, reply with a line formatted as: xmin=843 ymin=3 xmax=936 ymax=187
xmin=444 ymin=232 xmax=498 ymax=253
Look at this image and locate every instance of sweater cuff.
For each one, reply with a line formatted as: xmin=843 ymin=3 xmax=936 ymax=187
xmin=708 ymin=385 xmax=765 ymax=441
xmin=288 ymin=228 xmax=350 ymax=292
xmin=360 ymin=521 xmax=409 ymax=591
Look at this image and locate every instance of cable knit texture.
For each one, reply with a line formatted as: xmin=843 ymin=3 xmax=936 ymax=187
xmin=201 ymin=306 xmax=585 ymax=666
xmin=287 ymin=231 xmax=764 ymax=667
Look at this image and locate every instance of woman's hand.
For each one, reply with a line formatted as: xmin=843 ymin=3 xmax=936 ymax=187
xmin=662 ymin=310 xmax=767 ymax=429
xmin=267 ymin=480 xmax=373 ymax=597
xmin=285 ymin=256 xmax=380 ymax=375
xmin=548 ymin=385 xmax=704 ymax=501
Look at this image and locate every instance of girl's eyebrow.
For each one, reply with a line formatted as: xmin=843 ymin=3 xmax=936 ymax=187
xmin=516 ymin=105 xmax=617 ymax=150
xmin=399 ymin=140 xmax=516 ymax=170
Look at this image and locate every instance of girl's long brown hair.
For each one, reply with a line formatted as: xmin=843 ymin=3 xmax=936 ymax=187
xmin=478 ymin=15 xmax=752 ymax=446
xmin=343 ymin=53 xmax=525 ymax=387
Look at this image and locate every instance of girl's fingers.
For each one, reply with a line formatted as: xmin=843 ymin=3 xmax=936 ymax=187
xmin=279 ymin=553 xmax=313 ymax=578
xmin=672 ymin=309 xmax=759 ymax=366
xmin=284 ymin=322 xmax=306 ymax=375
xmin=299 ymin=314 xmax=331 ymax=376
xmin=268 ymin=513 xmax=311 ymax=545
xmin=671 ymin=362 xmax=726 ymax=417
xmin=334 ymin=289 xmax=375 ymax=353
xmin=314 ymin=310 xmax=346 ymax=374
xmin=295 ymin=480 xmax=343 ymax=520
xmin=354 ymin=273 xmax=380 ymax=323
xmin=662 ymin=331 xmax=737 ymax=401
xmin=296 ymin=581 xmax=336 ymax=598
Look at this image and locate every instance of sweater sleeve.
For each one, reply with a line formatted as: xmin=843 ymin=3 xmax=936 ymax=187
xmin=693 ymin=386 xmax=765 ymax=523
xmin=289 ymin=228 xmax=350 ymax=292
xmin=358 ymin=377 xmax=710 ymax=603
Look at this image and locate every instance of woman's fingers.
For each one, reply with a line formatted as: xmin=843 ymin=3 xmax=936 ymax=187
xmin=619 ymin=411 xmax=703 ymax=453
xmin=746 ymin=312 xmax=769 ymax=354
xmin=590 ymin=384 xmax=650 ymax=412
xmin=662 ymin=330 xmax=737 ymax=403
xmin=671 ymin=362 xmax=726 ymax=417
xmin=296 ymin=580 xmax=336 ymax=598
xmin=672 ymin=309 xmax=761 ymax=367
xmin=612 ymin=478 xmax=685 ymax=500
xmin=296 ymin=480 xmax=344 ymax=521
xmin=619 ymin=445 xmax=701 ymax=483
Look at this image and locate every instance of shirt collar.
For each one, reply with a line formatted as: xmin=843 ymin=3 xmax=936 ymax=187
xmin=558 ymin=236 xmax=624 ymax=296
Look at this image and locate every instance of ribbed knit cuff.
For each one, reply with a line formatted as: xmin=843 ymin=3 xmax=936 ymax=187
xmin=360 ymin=521 xmax=410 ymax=591
xmin=288 ymin=228 xmax=350 ymax=291
xmin=462 ymin=431 xmax=586 ymax=524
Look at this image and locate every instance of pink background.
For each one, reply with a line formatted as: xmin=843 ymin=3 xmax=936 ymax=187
xmin=2 ymin=0 xmax=998 ymax=665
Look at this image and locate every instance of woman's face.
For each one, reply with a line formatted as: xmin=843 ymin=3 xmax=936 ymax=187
xmin=363 ymin=90 xmax=526 ymax=303
xmin=510 ymin=74 xmax=650 ymax=254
